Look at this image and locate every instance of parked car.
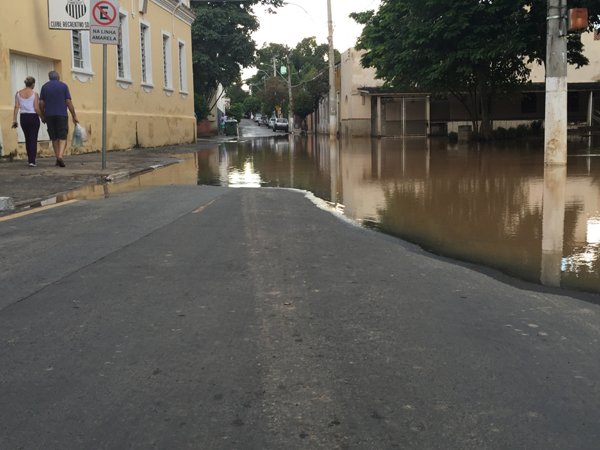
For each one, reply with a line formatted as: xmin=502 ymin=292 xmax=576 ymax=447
xmin=273 ymin=118 xmax=289 ymax=133
xmin=268 ymin=117 xmax=276 ymax=129
xmin=254 ymin=113 xmax=263 ymax=125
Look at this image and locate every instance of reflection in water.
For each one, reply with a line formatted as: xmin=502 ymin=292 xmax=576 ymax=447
xmin=50 ymin=136 xmax=600 ymax=294
xmin=197 ymin=136 xmax=600 ymax=294
xmin=541 ymin=166 xmax=567 ymax=287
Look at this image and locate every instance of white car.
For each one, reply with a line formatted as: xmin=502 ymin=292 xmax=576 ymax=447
xmin=273 ymin=118 xmax=289 ymax=132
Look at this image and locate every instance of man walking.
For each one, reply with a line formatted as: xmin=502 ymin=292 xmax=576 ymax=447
xmin=39 ymin=71 xmax=78 ymax=167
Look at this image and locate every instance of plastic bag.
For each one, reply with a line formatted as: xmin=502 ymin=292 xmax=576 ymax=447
xmin=78 ymin=124 xmax=88 ymax=142
xmin=71 ymin=124 xmax=83 ymax=148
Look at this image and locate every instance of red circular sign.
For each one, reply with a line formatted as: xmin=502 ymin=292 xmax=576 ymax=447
xmin=92 ymin=1 xmax=117 ymax=26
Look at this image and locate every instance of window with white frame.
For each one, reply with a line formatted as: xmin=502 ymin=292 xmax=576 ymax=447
xmin=71 ymin=30 xmax=92 ymax=72
xmin=140 ymin=21 xmax=152 ymax=85
xmin=117 ymin=12 xmax=131 ymax=81
xmin=162 ymin=32 xmax=173 ymax=90
xmin=178 ymin=40 xmax=188 ymax=93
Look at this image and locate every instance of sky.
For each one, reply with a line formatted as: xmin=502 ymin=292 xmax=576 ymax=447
xmin=244 ymin=0 xmax=381 ymax=78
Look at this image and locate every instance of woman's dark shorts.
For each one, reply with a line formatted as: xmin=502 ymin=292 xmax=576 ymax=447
xmin=46 ymin=115 xmax=69 ymax=140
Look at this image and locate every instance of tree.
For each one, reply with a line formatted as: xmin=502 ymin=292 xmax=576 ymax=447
xmin=247 ymin=38 xmax=337 ymax=120
xmin=243 ymin=95 xmax=262 ymax=115
xmin=191 ymin=0 xmax=283 ymax=119
xmin=226 ymin=82 xmax=249 ymax=121
xmin=352 ymin=0 xmax=600 ymax=139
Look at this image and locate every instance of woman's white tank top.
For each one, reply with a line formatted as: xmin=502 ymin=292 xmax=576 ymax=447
xmin=17 ymin=92 xmax=36 ymax=114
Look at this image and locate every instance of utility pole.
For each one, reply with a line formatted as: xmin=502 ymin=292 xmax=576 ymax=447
xmin=544 ymin=0 xmax=568 ymax=165
xmin=287 ymin=55 xmax=294 ymax=133
xmin=327 ymin=0 xmax=337 ymax=138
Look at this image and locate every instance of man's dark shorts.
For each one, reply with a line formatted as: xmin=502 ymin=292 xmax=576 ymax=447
xmin=46 ymin=116 xmax=68 ymax=140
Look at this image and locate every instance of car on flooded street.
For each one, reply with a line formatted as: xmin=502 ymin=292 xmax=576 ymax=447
xmin=273 ymin=118 xmax=289 ymax=133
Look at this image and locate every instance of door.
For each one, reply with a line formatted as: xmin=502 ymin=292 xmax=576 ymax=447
xmin=10 ymin=53 xmax=54 ymax=142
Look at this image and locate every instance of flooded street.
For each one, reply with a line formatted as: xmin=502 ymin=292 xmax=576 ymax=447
xmin=195 ymin=135 xmax=600 ymax=295
xmin=51 ymin=133 xmax=600 ymax=294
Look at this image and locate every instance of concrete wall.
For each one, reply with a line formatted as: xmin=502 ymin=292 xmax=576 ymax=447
xmin=339 ymin=48 xmax=383 ymax=137
xmin=0 ymin=0 xmax=196 ymax=158
xmin=530 ymin=31 xmax=600 ymax=83
xmin=334 ymin=32 xmax=600 ymax=138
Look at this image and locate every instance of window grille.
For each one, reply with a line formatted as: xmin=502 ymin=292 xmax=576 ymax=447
xmin=117 ymin=14 xmax=126 ymax=78
xmin=163 ymin=34 xmax=170 ymax=87
xmin=72 ymin=31 xmax=84 ymax=69
xmin=140 ymin=23 xmax=149 ymax=83
xmin=178 ymin=42 xmax=187 ymax=91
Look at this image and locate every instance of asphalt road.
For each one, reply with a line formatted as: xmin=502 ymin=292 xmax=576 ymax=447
xmin=1 ymin=186 xmax=600 ymax=449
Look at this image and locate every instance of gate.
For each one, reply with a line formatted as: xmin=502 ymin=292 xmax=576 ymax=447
xmin=381 ymin=97 xmax=428 ymax=136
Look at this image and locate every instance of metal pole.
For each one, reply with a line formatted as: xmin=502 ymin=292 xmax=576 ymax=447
xmin=327 ymin=0 xmax=337 ymax=138
xmin=102 ymin=44 xmax=107 ymax=169
xmin=544 ymin=0 xmax=568 ymax=165
xmin=287 ymin=55 xmax=293 ymax=133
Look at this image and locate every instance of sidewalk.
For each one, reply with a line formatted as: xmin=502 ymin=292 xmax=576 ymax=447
xmin=0 ymin=138 xmax=227 ymax=211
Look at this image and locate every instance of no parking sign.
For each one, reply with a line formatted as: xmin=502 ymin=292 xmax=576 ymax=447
xmin=90 ymin=0 xmax=120 ymax=44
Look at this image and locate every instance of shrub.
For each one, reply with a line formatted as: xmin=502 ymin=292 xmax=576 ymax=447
xmin=530 ymin=120 xmax=543 ymax=135
xmin=516 ymin=124 xmax=529 ymax=137
xmin=491 ymin=127 xmax=508 ymax=140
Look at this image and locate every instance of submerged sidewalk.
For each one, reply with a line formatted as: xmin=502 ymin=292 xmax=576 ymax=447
xmin=0 ymin=119 xmax=280 ymax=211
xmin=0 ymin=139 xmax=226 ymax=211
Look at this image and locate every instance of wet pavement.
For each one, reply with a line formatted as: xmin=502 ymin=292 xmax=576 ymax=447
xmin=0 ymin=119 xmax=280 ymax=210
xmin=3 ymin=182 xmax=600 ymax=449
xmin=3 ymin=123 xmax=600 ymax=448
xmin=0 ymin=142 xmax=208 ymax=209
xmin=3 ymin=121 xmax=600 ymax=296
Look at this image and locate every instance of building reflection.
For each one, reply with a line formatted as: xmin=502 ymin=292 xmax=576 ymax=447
xmin=196 ymin=135 xmax=600 ymax=294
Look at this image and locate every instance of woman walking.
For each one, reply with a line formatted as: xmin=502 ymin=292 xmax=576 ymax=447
xmin=12 ymin=76 xmax=42 ymax=167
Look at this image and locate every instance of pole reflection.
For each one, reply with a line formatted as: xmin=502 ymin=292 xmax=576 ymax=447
xmin=541 ymin=165 xmax=567 ymax=287
xmin=195 ymin=136 xmax=600 ymax=295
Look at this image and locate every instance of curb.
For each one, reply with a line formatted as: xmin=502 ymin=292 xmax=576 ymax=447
xmin=103 ymin=160 xmax=181 ymax=182
xmin=0 ymin=197 xmax=15 ymax=212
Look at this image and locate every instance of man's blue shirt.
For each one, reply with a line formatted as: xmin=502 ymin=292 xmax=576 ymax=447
xmin=40 ymin=80 xmax=71 ymax=117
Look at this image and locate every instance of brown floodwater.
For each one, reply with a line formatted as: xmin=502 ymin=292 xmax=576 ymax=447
xmin=41 ymin=135 xmax=600 ymax=294
xmin=196 ymin=135 xmax=600 ymax=295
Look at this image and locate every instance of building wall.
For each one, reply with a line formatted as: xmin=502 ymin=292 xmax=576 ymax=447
xmin=0 ymin=0 xmax=195 ymax=158
xmin=530 ymin=31 xmax=600 ymax=83
xmin=339 ymin=48 xmax=383 ymax=137
xmin=336 ymin=31 xmax=600 ymax=137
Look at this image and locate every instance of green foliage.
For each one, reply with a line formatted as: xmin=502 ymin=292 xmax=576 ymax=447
xmin=293 ymin=90 xmax=317 ymax=119
xmin=228 ymin=103 xmax=245 ymax=122
xmin=521 ymin=1 xmax=600 ymax=68
xmin=246 ymin=37 xmax=337 ymax=119
xmin=352 ymin=0 xmax=600 ymax=139
xmin=191 ymin=0 xmax=283 ymax=119
xmin=530 ymin=120 xmax=543 ymax=135
xmin=243 ymin=95 xmax=262 ymax=114
xmin=225 ymin=82 xmax=249 ymax=121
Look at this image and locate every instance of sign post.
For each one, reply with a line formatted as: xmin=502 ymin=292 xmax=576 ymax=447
xmin=90 ymin=0 xmax=119 ymax=169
